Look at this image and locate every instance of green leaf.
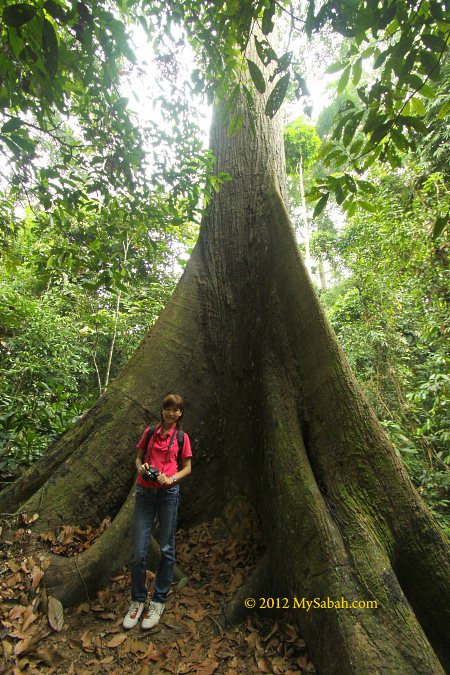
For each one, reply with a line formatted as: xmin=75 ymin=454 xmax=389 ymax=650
xmin=305 ymin=0 xmax=315 ymax=37
xmin=359 ymin=200 xmax=377 ymax=213
xmin=421 ymin=34 xmax=447 ymax=52
xmin=373 ymin=50 xmax=388 ymax=69
xmin=370 ymin=122 xmax=391 ymax=144
xmin=227 ymin=114 xmax=243 ymax=136
xmin=3 ymin=2 xmax=36 ymax=26
xmin=293 ymin=72 xmax=309 ymax=98
xmin=386 ymin=143 xmax=402 ymax=168
xmin=352 ymin=58 xmax=362 ymax=85
xmin=247 ymin=59 xmax=266 ymax=94
xmin=418 ymin=83 xmax=436 ymax=99
xmin=335 ymin=182 xmax=345 ymax=205
xmin=326 ymin=61 xmax=346 ymax=74
xmin=262 ymin=1 xmax=275 ymax=36
xmin=337 ymin=66 xmax=351 ymax=94
xmin=345 ymin=199 xmax=356 ymax=217
xmin=265 ymin=73 xmax=290 ymax=119
xmin=411 ymin=97 xmax=426 ymax=116
xmin=437 ymin=100 xmax=450 ymax=119
xmin=254 ymin=37 xmax=277 ymax=66
xmin=313 ymin=192 xmax=329 ymax=218
xmin=277 ymin=51 xmax=292 ymax=73
xmin=391 ymin=128 xmax=410 ymax=151
xmin=400 ymin=115 xmax=427 ymax=133
xmin=113 ymin=97 xmax=129 ymax=115
xmin=432 ymin=213 xmax=448 ymax=239
xmin=429 ymin=1 xmax=444 ymax=21
xmin=349 ymin=138 xmax=363 ymax=155
xmin=407 ymin=74 xmax=424 ymax=91
xmin=418 ymin=49 xmax=438 ymax=74
xmin=43 ymin=0 xmax=67 ymax=22
xmin=243 ymin=85 xmax=257 ymax=139
xmin=42 ymin=18 xmax=58 ymax=78
xmin=1 ymin=117 xmax=23 ymax=133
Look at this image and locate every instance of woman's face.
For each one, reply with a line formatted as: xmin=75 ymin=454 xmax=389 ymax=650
xmin=161 ymin=406 xmax=182 ymax=426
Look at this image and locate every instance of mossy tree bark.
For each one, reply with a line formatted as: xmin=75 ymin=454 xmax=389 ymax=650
xmin=1 ymin=86 xmax=449 ymax=673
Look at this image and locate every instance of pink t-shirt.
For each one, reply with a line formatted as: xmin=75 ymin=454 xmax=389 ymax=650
xmin=136 ymin=425 xmax=192 ymax=488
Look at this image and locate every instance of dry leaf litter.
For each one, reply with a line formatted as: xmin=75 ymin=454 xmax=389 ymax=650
xmin=1 ymin=504 xmax=314 ymax=674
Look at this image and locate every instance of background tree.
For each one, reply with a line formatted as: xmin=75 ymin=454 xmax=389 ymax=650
xmin=283 ymin=116 xmax=320 ymax=278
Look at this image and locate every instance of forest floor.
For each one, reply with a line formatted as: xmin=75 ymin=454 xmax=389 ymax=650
xmin=0 ymin=502 xmax=314 ymax=674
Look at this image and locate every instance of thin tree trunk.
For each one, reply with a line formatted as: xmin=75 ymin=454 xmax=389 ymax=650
xmin=297 ymin=154 xmax=312 ymax=277
xmin=104 ymin=234 xmax=130 ymax=391
xmin=318 ymin=253 xmax=327 ymax=290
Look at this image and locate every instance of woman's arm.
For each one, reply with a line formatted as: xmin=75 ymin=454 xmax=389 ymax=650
xmin=157 ymin=458 xmax=192 ymax=486
xmin=136 ymin=448 xmax=148 ymax=476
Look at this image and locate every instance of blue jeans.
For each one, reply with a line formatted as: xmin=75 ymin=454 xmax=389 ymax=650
xmin=131 ymin=484 xmax=179 ymax=603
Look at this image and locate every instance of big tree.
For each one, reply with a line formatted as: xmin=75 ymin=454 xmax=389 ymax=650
xmin=1 ymin=0 xmax=449 ymax=672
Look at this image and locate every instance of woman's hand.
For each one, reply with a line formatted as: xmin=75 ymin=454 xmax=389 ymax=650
xmin=157 ymin=473 xmax=173 ymax=487
xmin=137 ymin=462 xmax=149 ymax=476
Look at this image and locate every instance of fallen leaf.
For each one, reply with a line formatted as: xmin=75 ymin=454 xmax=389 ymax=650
xmin=57 ymin=525 xmax=74 ymax=545
xmin=99 ymin=655 xmax=115 ymax=664
xmin=99 ymin=612 xmax=116 ymax=620
xmin=2 ymin=639 xmax=13 ymax=658
xmin=129 ymin=640 xmax=152 ymax=654
xmin=22 ymin=609 xmax=37 ymax=631
xmin=229 ymin=571 xmax=243 ymax=594
xmin=9 ymin=605 xmax=26 ymax=621
xmin=41 ymin=557 xmax=51 ymax=570
xmin=48 ymin=596 xmax=64 ymax=632
xmin=283 ymin=623 xmax=298 ymax=643
xmin=14 ymin=636 xmax=32 ymax=655
xmin=140 ymin=644 xmax=163 ymax=661
xmin=81 ymin=630 xmax=95 ymax=652
xmin=6 ymin=572 xmax=21 ymax=587
xmin=31 ymin=569 xmax=44 ymax=590
xmin=106 ymin=633 xmax=128 ymax=648
xmin=184 ymin=609 xmax=207 ymax=622
xmin=76 ymin=602 xmax=91 ymax=614
xmin=196 ymin=658 xmax=219 ymax=675
xmin=162 ymin=619 xmax=185 ymax=632
xmin=23 ymin=513 xmax=39 ymax=525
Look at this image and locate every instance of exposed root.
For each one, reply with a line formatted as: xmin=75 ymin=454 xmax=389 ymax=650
xmin=223 ymin=552 xmax=271 ymax=625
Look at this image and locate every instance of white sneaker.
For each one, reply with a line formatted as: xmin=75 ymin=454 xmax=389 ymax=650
xmin=123 ymin=601 xmax=144 ymax=629
xmin=141 ymin=600 xmax=165 ymax=629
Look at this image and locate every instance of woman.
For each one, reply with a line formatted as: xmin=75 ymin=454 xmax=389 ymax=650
xmin=123 ymin=393 xmax=192 ymax=630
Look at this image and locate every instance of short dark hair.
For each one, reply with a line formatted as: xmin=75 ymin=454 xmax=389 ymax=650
xmin=160 ymin=393 xmax=184 ymax=429
xmin=161 ymin=393 xmax=184 ymax=412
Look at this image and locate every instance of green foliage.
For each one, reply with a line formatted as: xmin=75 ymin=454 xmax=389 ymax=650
xmin=319 ymin=168 xmax=449 ymax=531
xmin=305 ymin=0 xmax=449 ymax=214
xmin=284 ymin=117 xmax=321 ymax=176
xmin=0 ymin=273 xmax=93 ymax=473
xmin=0 ymin=179 xmax=198 ymax=477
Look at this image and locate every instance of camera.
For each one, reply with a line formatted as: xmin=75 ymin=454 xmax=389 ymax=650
xmin=142 ymin=465 xmax=159 ymax=481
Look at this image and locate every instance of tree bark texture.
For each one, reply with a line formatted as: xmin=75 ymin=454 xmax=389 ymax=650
xmin=1 ymin=75 xmax=449 ymax=674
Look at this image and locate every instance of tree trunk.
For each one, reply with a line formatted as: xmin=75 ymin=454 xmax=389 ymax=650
xmin=1 ymin=86 xmax=449 ymax=673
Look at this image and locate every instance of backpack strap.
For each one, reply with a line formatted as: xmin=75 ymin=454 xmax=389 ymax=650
xmin=177 ymin=429 xmax=184 ymax=464
xmin=142 ymin=425 xmax=157 ymax=465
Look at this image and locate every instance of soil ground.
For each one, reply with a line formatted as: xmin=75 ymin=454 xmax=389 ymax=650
xmin=0 ymin=508 xmax=314 ymax=674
